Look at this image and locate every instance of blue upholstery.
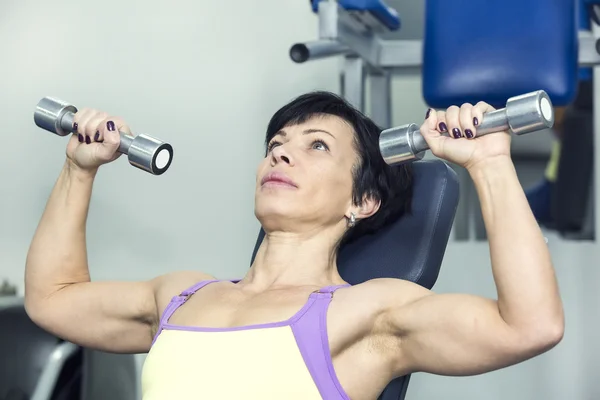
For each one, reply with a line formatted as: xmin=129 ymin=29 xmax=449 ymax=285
xmin=250 ymin=159 xmax=460 ymax=399
xmin=311 ymin=0 xmax=401 ymax=31
xmin=422 ymin=0 xmax=578 ymax=109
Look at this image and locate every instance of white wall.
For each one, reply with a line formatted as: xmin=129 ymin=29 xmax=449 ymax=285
xmin=0 ymin=1 xmax=597 ymax=399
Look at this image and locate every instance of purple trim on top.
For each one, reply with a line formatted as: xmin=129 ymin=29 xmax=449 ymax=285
xmin=155 ymin=280 xmax=351 ymax=334
xmin=152 ymin=279 xmax=224 ymax=346
xmin=318 ymin=290 xmax=351 ymax=399
xmin=157 ymin=283 xmax=351 ymax=333
xmin=286 ymin=285 xmax=351 ymax=400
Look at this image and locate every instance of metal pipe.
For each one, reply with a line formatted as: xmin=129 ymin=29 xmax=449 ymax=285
xmin=289 ymin=40 xmax=352 ymax=63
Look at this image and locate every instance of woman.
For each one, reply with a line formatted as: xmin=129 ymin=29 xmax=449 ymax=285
xmin=25 ymin=92 xmax=564 ymax=399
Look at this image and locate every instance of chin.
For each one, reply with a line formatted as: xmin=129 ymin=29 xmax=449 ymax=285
xmin=255 ymin=200 xmax=297 ymax=229
xmin=255 ymin=202 xmax=291 ymax=220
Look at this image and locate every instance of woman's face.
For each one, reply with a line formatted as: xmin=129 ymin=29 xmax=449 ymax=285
xmin=254 ymin=114 xmax=359 ymax=233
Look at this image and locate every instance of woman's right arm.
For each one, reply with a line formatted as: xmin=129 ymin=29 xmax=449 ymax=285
xmin=25 ymin=110 xmax=209 ymax=354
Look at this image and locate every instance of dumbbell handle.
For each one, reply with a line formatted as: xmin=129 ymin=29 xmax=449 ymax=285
xmin=379 ymin=90 xmax=555 ymax=166
xmin=53 ymin=110 xmax=139 ymax=155
xmin=412 ymin=108 xmax=511 ymax=153
xmin=34 ymin=97 xmax=173 ymax=175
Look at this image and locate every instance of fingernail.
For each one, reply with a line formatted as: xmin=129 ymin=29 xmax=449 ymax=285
xmin=73 ymin=122 xmax=78 ymax=132
xmin=107 ymin=121 xmax=115 ymax=131
xmin=85 ymin=135 xmax=91 ymax=144
xmin=94 ymin=131 xmax=100 ymax=141
xmin=425 ymin=109 xmax=431 ymax=119
xmin=452 ymin=128 xmax=462 ymax=138
xmin=78 ymin=134 xmax=83 ymax=143
xmin=465 ymin=129 xmax=474 ymax=138
xmin=439 ymin=122 xmax=447 ymax=132
xmin=473 ymin=117 xmax=479 ymax=126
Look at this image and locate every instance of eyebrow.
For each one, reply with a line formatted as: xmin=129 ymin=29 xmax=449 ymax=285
xmin=274 ymin=128 xmax=336 ymax=139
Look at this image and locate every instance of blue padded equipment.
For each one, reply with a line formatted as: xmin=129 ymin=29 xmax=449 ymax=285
xmin=422 ymin=0 xmax=578 ymax=109
xmin=311 ymin=0 xmax=401 ymax=31
xmin=250 ymin=160 xmax=460 ymax=400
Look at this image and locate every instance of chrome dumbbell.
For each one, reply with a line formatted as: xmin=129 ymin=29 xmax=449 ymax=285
xmin=34 ymin=97 xmax=173 ymax=175
xmin=379 ymin=90 xmax=554 ymax=166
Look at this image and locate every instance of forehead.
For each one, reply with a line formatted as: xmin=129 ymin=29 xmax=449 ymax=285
xmin=281 ymin=114 xmax=355 ymax=139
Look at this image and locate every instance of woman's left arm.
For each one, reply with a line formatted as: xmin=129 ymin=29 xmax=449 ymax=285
xmin=377 ymin=103 xmax=564 ymax=377
xmin=468 ymin=156 xmax=563 ymax=338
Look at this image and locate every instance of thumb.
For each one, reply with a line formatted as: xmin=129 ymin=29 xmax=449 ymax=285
xmin=423 ymin=108 xmax=439 ymax=135
xmin=97 ymin=119 xmax=122 ymax=160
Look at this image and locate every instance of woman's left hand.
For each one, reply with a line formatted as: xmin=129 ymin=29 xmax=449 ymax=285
xmin=419 ymin=102 xmax=512 ymax=171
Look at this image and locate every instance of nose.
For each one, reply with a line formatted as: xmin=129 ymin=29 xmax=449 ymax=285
xmin=271 ymin=143 xmax=293 ymax=166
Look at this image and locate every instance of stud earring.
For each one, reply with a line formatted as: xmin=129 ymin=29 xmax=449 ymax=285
xmin=348 ymin=212 xmax=356 ymax=227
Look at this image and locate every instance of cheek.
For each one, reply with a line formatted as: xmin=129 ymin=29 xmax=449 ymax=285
xmin=312 ymin=162 xmax=354 ymax=196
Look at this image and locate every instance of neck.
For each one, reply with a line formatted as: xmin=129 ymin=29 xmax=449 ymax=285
xmin=241 ymin=228 xmax=346 ymax=290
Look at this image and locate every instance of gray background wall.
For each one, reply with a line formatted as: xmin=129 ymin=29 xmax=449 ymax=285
xmin=1 ymin=0 xmax=598 ymax=399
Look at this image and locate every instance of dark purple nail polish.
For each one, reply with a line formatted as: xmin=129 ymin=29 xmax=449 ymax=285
xmin=85 ymin=135 xmax=91 ymax=144
xmin=473 ymin=117 xmax=479 ymax=126
xmin=94 ymin=131 xmax=100 ymax=141
xmin=107 ymin=121 xmax=115 ymax=131
xmin=465 ymin=129 xmax=474 ymax=138
xmin=452 ymin=128 xmax=462 ymax=138
xmin=425 ymin=109 xmax=431 ymax=119
xmin=78 ymin=134 xmax=83 ymax=143
xmin=439 ymin=122 xmax=447 ymax=132
xmin=73 ymin=122 xmax=78 ymax=132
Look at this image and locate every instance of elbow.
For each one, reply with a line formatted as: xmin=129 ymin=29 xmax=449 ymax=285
xmin=537 ymin=322 xmax=564 ymax=351
xmin=24 ymin=297 xmax=45 ymax=326
xmin=541 ymin=306 xmax=566 ymax=349
xmin=520 ymin=318 xmax=565 ymax=355
xmin=24 ymin=288 xmax=55 ymax=328
xmin=548 ymin=316 xmax=566 ymax=345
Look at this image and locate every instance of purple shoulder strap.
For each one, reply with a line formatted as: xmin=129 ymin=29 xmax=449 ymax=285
xmin=159 ymin=280 xmax=219 ymax=326
xmin=151 ymin=279 xmax=219 ymax=346
xmin=314 ymin=283 xmax=351 ymax=295
xmin=290 ymin=283 xmax=352 ymax=399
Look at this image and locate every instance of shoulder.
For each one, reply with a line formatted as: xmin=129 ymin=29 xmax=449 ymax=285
xmin=326 ymin=279 xmax=435 ymax=372
xmin=342 ymin=278 xmax=434 ymax=321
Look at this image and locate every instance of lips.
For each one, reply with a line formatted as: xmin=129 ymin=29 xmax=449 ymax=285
xmin=261 ymin=171 xmax=297 ymax=188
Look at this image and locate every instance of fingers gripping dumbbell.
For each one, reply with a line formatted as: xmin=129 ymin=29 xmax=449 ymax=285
xmin=34 ymin=97 xmax=173 ymax=175
xmin=379 ymin=90 xmax=555 ymax=166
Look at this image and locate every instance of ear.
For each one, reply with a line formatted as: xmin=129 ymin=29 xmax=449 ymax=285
xmin=347 ymin=196 xmax=381 ymax=221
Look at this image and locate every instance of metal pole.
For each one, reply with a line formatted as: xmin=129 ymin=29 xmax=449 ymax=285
xmin=342 ymin=56 xmax=365 ymax=112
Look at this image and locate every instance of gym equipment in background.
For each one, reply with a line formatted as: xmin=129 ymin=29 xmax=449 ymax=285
xmin=379 ymin=90 xmax=554 ymax=165
xmin=34 ymin=97 xmax=174 ymax=176
xmin=293 ymin=0 xmax=600 ymax=243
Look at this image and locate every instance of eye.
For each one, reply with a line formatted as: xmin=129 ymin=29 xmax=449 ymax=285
xmin=267 ymin=140 xmax=282 ymax=152
xmin=312 ymin=140 xmax=329 ymax=151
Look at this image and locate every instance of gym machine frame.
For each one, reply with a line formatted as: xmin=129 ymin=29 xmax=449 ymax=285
xmin=291 ymin=1 xmax=600 ymax=241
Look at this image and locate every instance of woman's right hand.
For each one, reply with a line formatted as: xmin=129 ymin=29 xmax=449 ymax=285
xmin=66 ymin=109 xmax=132 ymax=173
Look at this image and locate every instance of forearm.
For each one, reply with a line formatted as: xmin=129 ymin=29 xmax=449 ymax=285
xmin=25 ymin=161 xmax=98 ymax=305
xmin=469 ymin=157 xmax=563 ymax=334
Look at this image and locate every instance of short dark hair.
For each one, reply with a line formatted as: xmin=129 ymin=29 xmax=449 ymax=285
xmin=264 ymin=91 xmax=414 ymax=252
